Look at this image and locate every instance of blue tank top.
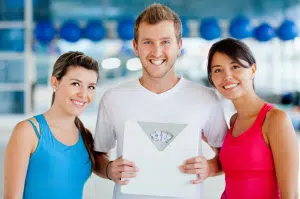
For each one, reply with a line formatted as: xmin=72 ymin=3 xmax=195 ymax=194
xmin=23 ymin=114 xmax=92 ymax=199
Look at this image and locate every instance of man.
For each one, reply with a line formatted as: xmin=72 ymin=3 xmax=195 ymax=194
xmin=94 ymin=3 xmax=228 ymax=199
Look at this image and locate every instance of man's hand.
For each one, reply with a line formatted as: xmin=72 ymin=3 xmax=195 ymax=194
xmin=181 ymin=156 xmax=210 ymax=184
xmin=107 ymin=156 xmax=139 ymax=185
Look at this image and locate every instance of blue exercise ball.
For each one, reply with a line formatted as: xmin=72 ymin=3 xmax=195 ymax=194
xmin=59 ymin=20 xmax=81 ymax=43
xmin=0 ymin=29 xmax=24 ymax=52
xmin=199 ymin=17 xmax=221 ymax=40
xmin=117 ymin=19 xmax=134 ymax=40
xmin=84 ymin=20 xmax=106 ymax=42
xmin=254 ymin=23 xmax=275 ymax=42
xmin=34 ymin=21 xmax=55 ymax=44
xmin=181 ymin=18 xmax=189 ymax=38
xmin=277 ymin=20 xmax=298 ymax=41
xmin=229 ymin=16 xmax=253 ymax=39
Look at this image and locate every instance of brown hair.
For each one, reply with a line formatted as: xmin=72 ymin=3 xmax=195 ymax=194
xmin=207 ymin=38 xmax=256 ymax=87
xmin=51 ymin=51 xmax=99 ymax=170
xmin=134 ymin=3 xmax=182 ymax=43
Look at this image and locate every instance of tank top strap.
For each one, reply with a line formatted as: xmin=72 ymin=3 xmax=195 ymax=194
xmin=34 ymin=114 xmax=51 ymax=138
xmin=27 ymin=120 xmax=41 ymax=139
xmin=253 ymin=103 xmax=274 ymax=128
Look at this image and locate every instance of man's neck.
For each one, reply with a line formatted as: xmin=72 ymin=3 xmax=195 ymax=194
xmin=139 ymin=74 xmax=180 ymax=94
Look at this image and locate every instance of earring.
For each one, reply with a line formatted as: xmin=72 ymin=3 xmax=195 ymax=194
xmin=53 ymin=88 xmax=56 ymax=92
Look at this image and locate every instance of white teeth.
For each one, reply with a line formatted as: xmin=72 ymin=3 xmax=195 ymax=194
xmin=72 ymin=100 xmax=85 ymax=106
xmin=150 ymin=60 xmax=164 ymax=65
xmin=224 ymin=84 xmax=238 ymax=89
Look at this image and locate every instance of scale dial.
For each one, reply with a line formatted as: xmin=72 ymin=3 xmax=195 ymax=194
xmin=150 ymin=130 xmax=173 ymax=143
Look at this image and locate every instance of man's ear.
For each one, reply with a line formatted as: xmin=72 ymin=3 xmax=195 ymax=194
xmin=177 ymin=39 xmax=183 ymax=57
xmin=133 ymin=39 xmax=139 ymax=57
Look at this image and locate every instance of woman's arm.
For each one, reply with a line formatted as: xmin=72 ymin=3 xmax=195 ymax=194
xmin=265 ymin=109 xmax=299 ymax=199
xmin=4 ymin=121 xmax=37 ymax=199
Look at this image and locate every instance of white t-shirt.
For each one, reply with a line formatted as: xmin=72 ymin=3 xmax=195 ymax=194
xmin=94 ymin=77 xmax=228 ymax=199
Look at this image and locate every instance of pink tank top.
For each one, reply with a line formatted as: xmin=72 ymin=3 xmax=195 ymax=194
xmin=219 ymin=103 xmax=280 ymax=199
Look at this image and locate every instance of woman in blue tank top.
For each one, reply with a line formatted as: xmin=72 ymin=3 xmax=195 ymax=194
xmin=4 ymin=51 xmax=99 ymax=199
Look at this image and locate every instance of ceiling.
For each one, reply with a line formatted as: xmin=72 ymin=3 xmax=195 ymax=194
xmin=49 ymin=0 xmax=300 ymax=20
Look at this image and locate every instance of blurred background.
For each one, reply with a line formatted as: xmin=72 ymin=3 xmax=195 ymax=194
xmin=0 ymin=0 xmax=300 ymax=198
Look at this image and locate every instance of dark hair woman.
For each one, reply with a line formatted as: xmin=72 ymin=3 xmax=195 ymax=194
xmin=207 ymin=38 xmax=298 ymax=199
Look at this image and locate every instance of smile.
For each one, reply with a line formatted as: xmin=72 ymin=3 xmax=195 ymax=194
xmin=71 ymin=99 xmax=86 ymax=108
xmin=149 ymin=59 xmax=165 ymax=66
xmin=223 ymin=83 xmax=239 ymax=90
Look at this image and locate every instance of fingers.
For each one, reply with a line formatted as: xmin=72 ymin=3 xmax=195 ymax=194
xmin=183 ymin=163 xmax=202 ymax=170
xmin=116 ymin=179 xmax=129 ymax=185
xmin=120 ymin=172 xmax=138 ymax=179
xmin=190 ymin=175 xmax=204 ymax=184
xmin=184 ymin=156 xmax=206 ymax=164
xmin=191 ymin=173 xmax=206 ymax=184
xmin=181 ymin=156 xmax=209 ymax=184
xmin=184 ymin=168 xmax=202 ymax=174
xmin=114 ymin=158 xmax=136 ymax=168
xmin=108 ymin=157 xmax=138 ymax=185
xmin=181 ymin=156 xmax=207 ymax=172
xmin=118 ymin=165 xmax=139 ymax=172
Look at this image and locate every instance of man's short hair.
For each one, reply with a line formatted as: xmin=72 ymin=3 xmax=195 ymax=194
xmin=134 ymin=3 xmax=182 ymax=43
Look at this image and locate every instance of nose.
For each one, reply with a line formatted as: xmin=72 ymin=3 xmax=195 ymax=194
xmin=151 ymin=43 xmax=163 ymax=57
xmin=223 ymin=69 xmax=233 ymax=81
xmin=77 ymin=87 xmax=88 ymax=98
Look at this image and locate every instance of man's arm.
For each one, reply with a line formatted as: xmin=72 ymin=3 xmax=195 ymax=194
xmin=93 ymin=151 xmax=138 ymax=185
xmin=181 ymin=133 xmax=223 ymax=184
xmin=94 ymin=152 xmax=111 ymax=179
xmin=202 ymin=133 xmax=223 ymax=177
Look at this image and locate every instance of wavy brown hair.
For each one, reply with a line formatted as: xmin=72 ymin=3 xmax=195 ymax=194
xmin=51 ymin=51 xmax=99 ymax=170
xmin=134 ymin=3 xmax=182 ymax=43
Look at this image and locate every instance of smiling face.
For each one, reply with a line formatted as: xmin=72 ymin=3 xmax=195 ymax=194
xmin=133 ymin=20 xmax=182 ymax=80
xmin=51 ymin=66 xmax=98 ymax=116
xmin=210 ymin=52 xmax=256 ymax=100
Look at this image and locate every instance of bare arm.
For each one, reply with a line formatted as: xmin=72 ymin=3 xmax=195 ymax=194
xmin=181 ymin=133 xmax=223 ymax=184
xmin=265 ymin=109 xmax=299 ymax=199
xmin=94 ymin=152 xmax=138 ymax=185
xmin=202 ymin=133 xmax=223 ymax=177
xmin=183 ymin=102 xmax=231 ymax=182
xmin=204 ymin=113 xmax=237 ymax=177
xmin=4 ymin=121 xmax=37 ymax=199
xmin=93 ymin=151 xmax=110 ymax=179
xmin=207 ymin=147 xmax=222 ymax=177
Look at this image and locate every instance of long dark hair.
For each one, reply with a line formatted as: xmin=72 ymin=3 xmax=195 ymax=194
xmin=207 ymin=38 xmax=256 ymax=87
xmin=51 ymin=51 xmax=99 ymax=170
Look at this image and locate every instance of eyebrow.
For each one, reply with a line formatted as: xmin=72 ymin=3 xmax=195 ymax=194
xmin=69 ymin=78 xmax=97 ymax=85
xmin=160 ymin=37 xmax=172 ymax=40
xmin=211 ymin=61 xmax=238 ymax=68
xmin=141 ymin=37 xmax=172 ymax=41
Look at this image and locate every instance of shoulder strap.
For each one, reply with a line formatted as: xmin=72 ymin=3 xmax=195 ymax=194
xmin=27 ymin=120 xmax=41 ymax=139
xmin=254 ymin=103 xmax=274 ymax=127
xmin=34 ymin=114 xmax=54 ymax=141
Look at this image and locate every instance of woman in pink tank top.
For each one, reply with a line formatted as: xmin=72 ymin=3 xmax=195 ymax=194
xmin=206 ymin=38 xmax=299 ymax=199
